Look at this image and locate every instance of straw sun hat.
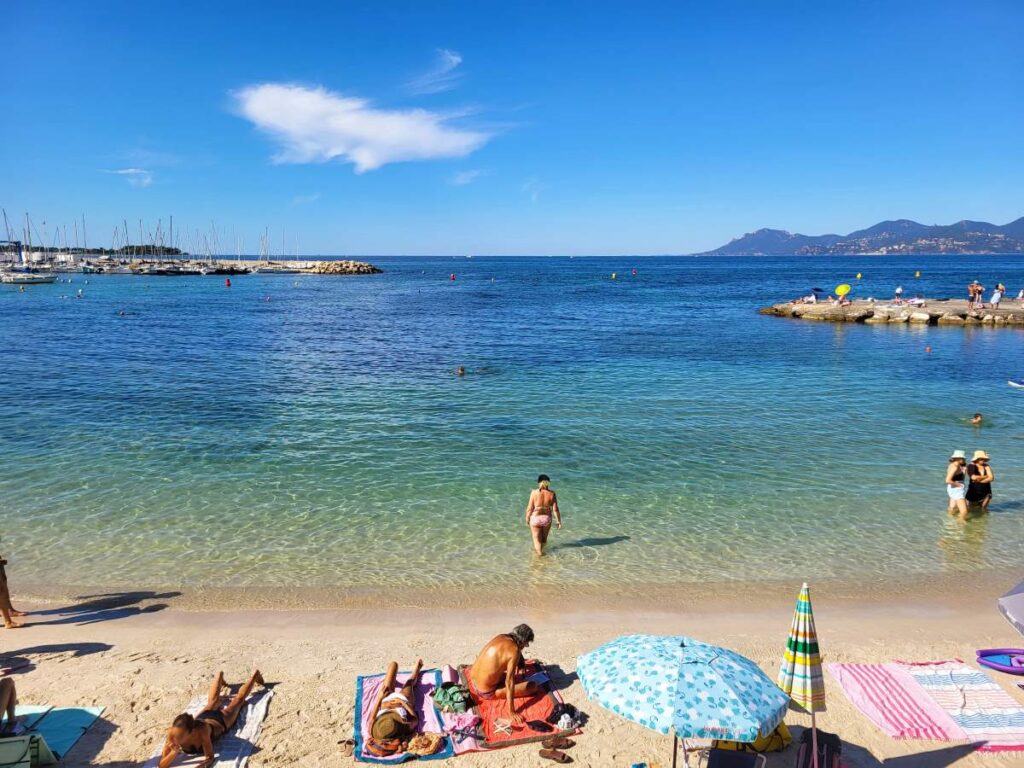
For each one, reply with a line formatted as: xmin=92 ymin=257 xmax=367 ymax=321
xmin=972 ymin=450 xmax=990 ymax=461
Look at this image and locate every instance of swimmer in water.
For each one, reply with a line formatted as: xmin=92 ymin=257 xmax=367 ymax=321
xmin=971 ymin=413 xmax=983 ymax=426
xmin=456 ymin=366 xmax=466 ymax=377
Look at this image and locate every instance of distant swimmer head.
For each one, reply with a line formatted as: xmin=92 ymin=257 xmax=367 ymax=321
xmin=537 ymin=474 xmax=550 ymax=489
xmin=971 ymin=413 xmax=983 ymax=425
xmin=509 ymin=623 xmax=534 ymax=649
xmin=456 ymin=366 xmax=466 ymax=376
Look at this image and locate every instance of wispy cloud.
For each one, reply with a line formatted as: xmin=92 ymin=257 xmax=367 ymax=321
xmin=521 ymin=177 xmax=544 ymax=203
xmin=233 ymin=83 xmax=490 ymax=173
xmin=450 ymin=169 xmax=485 ymax=186
xmin=290 ymin=193 xmax=321 ymax=206
xmin=406 ymin=48 xmax=463 ymax=95
xmin=104 ymin=168 xmax=153 ymax=188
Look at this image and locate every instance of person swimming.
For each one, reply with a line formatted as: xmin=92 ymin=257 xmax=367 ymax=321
xmin=158 ymin=670 xmax=265 ymax=768
xmin=971 ymin=413 xmax=983 ymax=426
xmin=525 ymin=474 xmax=562 ymax=556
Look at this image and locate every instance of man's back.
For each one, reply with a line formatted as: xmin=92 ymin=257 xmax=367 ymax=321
xmin=468 ymin=634 xmax=517 ymax=693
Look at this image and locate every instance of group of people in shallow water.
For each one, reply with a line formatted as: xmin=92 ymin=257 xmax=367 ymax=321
xmin=946 ymin=449 xmax=995 ymax=521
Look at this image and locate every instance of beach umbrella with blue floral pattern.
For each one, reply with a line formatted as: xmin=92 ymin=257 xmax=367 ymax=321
xmin=577 ymin=635 xmax=788 ymax=766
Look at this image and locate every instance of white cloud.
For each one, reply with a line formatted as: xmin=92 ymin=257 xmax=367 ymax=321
xmin=406 ymin=48 xmax=463 ymax=95
xmin=105 ymin=168 xmax=153 ymax=188
xmin=450 ymin=169 xmax=485 ymax=186
xmin=290 ymin=193 xmax=321 ymax=206
xmin=233 ymin=83 xmax=490 ymax=173
xmin=521 ymin=177 xmax=543 ymax=203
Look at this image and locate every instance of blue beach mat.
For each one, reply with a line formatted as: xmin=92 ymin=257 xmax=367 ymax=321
xmin=7 ymin=706 xmax=53 ymax=732
xmin=22 ymin=706 xmax=104 ymax=759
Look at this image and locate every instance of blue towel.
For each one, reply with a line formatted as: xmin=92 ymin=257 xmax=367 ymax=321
xmin=30 ymin=707 xmax=104 ymax=759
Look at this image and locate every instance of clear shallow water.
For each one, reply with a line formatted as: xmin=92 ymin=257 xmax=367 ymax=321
xmin=2 ymin=255 xmax=1023 ymax=595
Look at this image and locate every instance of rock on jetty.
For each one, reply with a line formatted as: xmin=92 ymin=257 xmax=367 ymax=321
xmin=760 ymin=299 xmax=1024 ymax=327
xmin=306 ymin=260 xmax=382 ymax=275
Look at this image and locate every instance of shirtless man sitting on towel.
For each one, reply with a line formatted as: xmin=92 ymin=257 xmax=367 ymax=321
xmin=467 ymin=624 xmax=543 ymax=725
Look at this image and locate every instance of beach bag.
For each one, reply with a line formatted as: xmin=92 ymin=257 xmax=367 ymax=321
xmin=0 ymin=734 xmax=57 ymax=768
xmin=714 ymin=722 xmax=792 ymax=753
xmin=432 ymin=682 xmax=472 ymax=713
xmin=364 ymin=736 xmax=403 ymax=757
xmin=794 ymin=728 xmax=841 ymax=768
xmin=406 ymin=732 xmax=445 ymax=756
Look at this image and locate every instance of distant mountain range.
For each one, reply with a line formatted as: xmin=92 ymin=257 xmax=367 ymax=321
xmin=700 ymin=216 xmax=1024 ymax=256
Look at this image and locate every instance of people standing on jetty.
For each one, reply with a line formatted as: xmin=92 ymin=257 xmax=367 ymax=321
xmin=0 ymin=549 xmax=28 ymax=629
xmin=525 ymin=474 xmax=562 ymax=556
xmin=966 ymin=450 xmax=994 ymax=513
xmin=946 ymin=450 xmax=969 ymax=521
xmin=367 ymin=659 xmax=423 ymax=755
xmin=991 ymin=284 xmax=1004 ymax=309
xmin=158 ymin=669 xmax=266 ymax=768
xmin=894 ymin=285 xmax=904 ymax=304
xmin=467 ymin=625 xmax=543 ymax=726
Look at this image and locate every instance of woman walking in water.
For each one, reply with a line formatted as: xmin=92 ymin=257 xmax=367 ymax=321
xmin=946 ymin=450 xmax=969 ymax=521
xmin=525 ymin=474 xmax=562 ymax=556
xmin=966 ymin=450 xmax=994 ymax=513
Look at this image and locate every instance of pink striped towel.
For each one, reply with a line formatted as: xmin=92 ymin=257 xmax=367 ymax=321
xmin=826 ymin=663 xmax=966 ymax=741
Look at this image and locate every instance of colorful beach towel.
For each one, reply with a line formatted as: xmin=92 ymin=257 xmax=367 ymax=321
xmin=899 ymin=661 xmax=1024 ymax=752
xmin=826 ymin=663 xmax=964 ymax=741
xmin=353 ymin=668 xmax=453 ymax=763
xmin=455 ymin=662 xmax=575 ymax=751
xmin=142 ymin=688 xmax=274 ymax=768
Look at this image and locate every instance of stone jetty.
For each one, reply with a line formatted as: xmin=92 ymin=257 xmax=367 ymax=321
xmin=306 ymin=259 xmax=382 ymax=275
xmin=760 ymin=299 xmax=1024 ymax=327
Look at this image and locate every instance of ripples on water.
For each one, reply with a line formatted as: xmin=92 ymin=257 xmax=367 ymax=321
xmin=1 ymin=255 xmax=1023 ymax=594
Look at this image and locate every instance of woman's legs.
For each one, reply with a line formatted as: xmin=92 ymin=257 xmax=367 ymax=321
xmin=982 ymin=494 xmax=992 ymax=512
xmin=954 ymin=497 xmax=968 ymax=521
xmin=206 ymin=671 xmax=227 ymax=710
xmin=221 ymin=670 xmax=265 ymax=729
xmin=1 ymin=608 xmax=23 ymax=629
xmin=530 ymin=525 xmax=546 ymax=556
xmin=0 ymin=677 xmax=17 ymax=724
xmin=398 ymin=659 xmax=423 ymax=701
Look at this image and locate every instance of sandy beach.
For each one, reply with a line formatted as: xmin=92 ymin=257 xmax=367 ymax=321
xmin=5 ymin=581 xmax=1024 ymax=768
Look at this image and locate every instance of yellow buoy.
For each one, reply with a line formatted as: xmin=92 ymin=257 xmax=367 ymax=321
xmin=611 ymin=272 xmax=617 ymax=280
xmin=835 ymin=284 xmax=851 ymax=297
xmin=856 ymin=273 xmax=862 ymax=280
xmin=915 ymin=271 xmax=921 ymax=278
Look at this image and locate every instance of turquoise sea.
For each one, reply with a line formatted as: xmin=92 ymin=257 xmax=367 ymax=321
xmin=2 ymin=255 xmax=1023 ymax=597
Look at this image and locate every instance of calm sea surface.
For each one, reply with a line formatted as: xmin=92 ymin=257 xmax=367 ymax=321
xmin=2 ymin=255 xmax=1023 ymax=595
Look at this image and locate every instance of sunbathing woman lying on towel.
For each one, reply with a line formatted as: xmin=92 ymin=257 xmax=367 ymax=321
xmin=367 ymin=659 xmax=424 ymax=754
xmin=158 ymin=669 xmax=265 ymax=768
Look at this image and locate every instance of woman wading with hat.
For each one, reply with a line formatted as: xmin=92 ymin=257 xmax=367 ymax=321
xmin=966 ymin=450 xmax=994 ymax=513
xmin=946 ymin=450 xmax=969 ymax=520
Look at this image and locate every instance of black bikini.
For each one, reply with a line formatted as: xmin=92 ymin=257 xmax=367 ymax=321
xmin=181 ymin=710 xmax=228 ymax=754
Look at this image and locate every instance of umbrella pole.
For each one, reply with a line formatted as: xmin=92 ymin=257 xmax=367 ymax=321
xmin=672 ymin=735 xmax=677 ymax=768
xmin=812 ymin=712 xmax=819 ymax=768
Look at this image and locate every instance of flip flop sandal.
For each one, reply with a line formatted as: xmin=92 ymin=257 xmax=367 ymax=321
xmin=540 ymin=749 xmax=573 ymax=763
xmin=338 ymin=738 xmax=356 ymax=756
xmin=542 ymin=737 xmax=576 ymax=750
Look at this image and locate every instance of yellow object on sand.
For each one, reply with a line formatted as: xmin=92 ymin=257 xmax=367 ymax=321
xmin=835 ymin=284 xmax=851 ymax=297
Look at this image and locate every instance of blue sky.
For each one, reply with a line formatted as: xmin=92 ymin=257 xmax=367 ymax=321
xmin=2 ymin=1 xmax=1022 ymax=255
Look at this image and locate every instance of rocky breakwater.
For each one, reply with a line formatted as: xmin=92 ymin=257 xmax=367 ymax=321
xmin=759 ymin=299 xmax=1024 ymax=328
xmin=305 ymin=259 xmax=383 ymax=275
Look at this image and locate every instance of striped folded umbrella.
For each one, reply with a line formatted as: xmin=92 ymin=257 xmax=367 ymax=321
xmin=778 ymin=583 xmax=825 ymax=711
xmin=778 ymin=583 xmax=826 ymax=768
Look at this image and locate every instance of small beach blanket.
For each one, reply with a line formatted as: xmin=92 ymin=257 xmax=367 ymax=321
xmin=899 ymin=661 xmax=1024 ymax=752
xmin=826 ymin=663 xmax=964 ymax=741
xmin=142 ymin=689 xmax=274 ymax=768
xmin=4 ymin=705 xmax=104 ymax=760
xmin=454 ymin=662 xmax=575 ymax=751
xmin=353 ymin=668 xmax=453 ymax=763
